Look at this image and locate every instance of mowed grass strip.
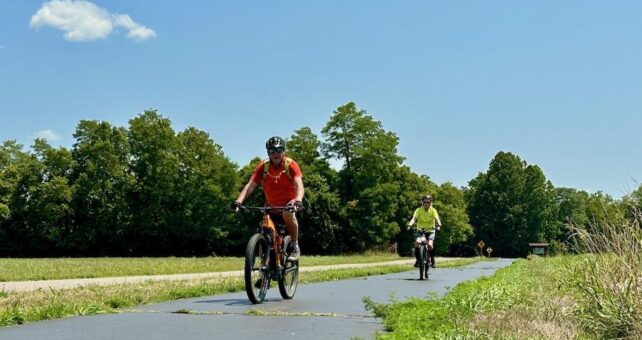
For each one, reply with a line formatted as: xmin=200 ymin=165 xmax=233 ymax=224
xmin=0 ymin=253 xmax=402 ymax=282
xmin=0 ymin=257 xmax=479 ymax=327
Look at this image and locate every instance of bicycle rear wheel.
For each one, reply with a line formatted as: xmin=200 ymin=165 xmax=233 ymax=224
xmin=245 ymin=233 xmax=269 ymax=304
xmin=278 ymin=235 xmax=299 ymax=299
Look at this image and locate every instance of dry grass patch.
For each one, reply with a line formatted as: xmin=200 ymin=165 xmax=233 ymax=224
xmin=468 ymin=302 xmax=579 ymax=340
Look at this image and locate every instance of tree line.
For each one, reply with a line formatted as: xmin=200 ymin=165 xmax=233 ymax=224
xmin=1 ymin=103 xmax=639 ymax=257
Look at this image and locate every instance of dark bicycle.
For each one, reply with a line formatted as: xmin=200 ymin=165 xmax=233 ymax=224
xmin=238 ymin=205 xmax=300 ymax=304
xmin=410 ymin=227 xmax=432 ymax=280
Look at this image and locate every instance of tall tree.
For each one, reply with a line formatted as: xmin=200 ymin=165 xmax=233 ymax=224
xmin=70 ymin=120 xmax=132 ymax=255
xmin=287 ymin=128 xmax=342 ymax=253
xmin=170 ymin=127 xmax=239 ymax=255
xmin=466 ymin=151 xmax=555 ymax=257
xmin=126 ymin=110 xmax=179 ymax=255
xmin=321 ymin=102 xmax=404 ymax=251
xmin=433 ymin=182 xmax=474 ymax=255
xmin=0 ymin=139 xmax=73 ymax=255
xmin=0 ymin=141 xmax=30 ymax=255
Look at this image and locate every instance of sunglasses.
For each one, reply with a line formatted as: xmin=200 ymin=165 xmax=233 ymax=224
xmin=422 ymin=200 xmax=432 ymax=204
xmin=268 ymin=147 xmax=285 ymax=154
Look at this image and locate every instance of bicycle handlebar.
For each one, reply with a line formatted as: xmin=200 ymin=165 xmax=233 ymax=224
xmin=408 ymin=226 xmax=440 ymax=232
xmin=238 ymin=205 xmax=299 ymax=213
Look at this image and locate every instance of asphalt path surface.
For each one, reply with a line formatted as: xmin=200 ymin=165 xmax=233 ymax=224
xmin=0 ymin=258 xmax=515 ymax=340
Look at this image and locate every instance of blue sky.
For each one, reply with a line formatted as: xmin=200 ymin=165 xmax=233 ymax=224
xmin=1 ymin=1 xmax=641 ymax=198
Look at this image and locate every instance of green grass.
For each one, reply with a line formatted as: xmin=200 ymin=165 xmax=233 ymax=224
xmin=0 ymin=253 xmax=402 ymax=282
xmin=371 ymin=257 xmax=582 ymax=339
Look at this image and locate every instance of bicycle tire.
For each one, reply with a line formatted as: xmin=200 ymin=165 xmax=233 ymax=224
xmin=278 ymin=235 xmax=299 ymax=299
xmin=425 ymin=249 xmax=430 ymax=280
xmin=245 ymin=233 xmax=269 ymax=304
xmin=419 ymin=246 xmax=426 ymax=280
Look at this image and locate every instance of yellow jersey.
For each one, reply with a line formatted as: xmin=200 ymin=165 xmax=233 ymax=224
xmin=412 ymin=206 xmax=439 ymax=231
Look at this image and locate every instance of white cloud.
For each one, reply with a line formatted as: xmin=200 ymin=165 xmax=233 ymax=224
xmin=29 ymin=0 xmax=155 ymax=42
xmin=113 ymin=14 xmax=156 ymax=41
xmin=30 ymin=129 xmax=62 ymax=142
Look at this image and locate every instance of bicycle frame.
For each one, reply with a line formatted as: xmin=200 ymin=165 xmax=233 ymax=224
xmin=258 ymin=211 xmax=286 ymax=270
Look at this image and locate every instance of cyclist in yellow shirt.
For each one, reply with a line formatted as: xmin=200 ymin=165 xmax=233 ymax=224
xmin=407 ymin=195 xmax=442 ymax=268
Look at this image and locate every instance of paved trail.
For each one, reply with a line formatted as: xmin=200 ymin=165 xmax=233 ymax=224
xmin=0 ymin=259 xmax=515 ymax=339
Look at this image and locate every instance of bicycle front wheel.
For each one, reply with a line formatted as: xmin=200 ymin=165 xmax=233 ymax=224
xmin=245 ymin=233 xmax=269 ymax=304
xmin=424 ymin=250 xmax=430 ymax=280
xmin=278 ymin=235 xmax=299 ymax=299
xmin=419 ymin=246 xmax=426 ymax=280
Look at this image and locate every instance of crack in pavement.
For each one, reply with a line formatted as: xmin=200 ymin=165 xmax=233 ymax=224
xmin=126 ymin=308 xmax=377 ymax=319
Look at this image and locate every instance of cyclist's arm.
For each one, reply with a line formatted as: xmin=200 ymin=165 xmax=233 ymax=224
xmin=407 ymin=210 xmax=417 ymax=228
xmin=435 ymin=212 xmax=442 ymax=229
xmin=293 ymin=175 xmax=304 ymax=202
xmin=236 ymin=180 xmax=257 ymax=204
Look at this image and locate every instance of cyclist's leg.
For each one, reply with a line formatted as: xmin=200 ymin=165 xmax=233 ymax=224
xmin=283 ymin=211 xmax=298 ymax=243
xmin=414 ymin=236 xmax=425 ymax=267
xmin=283 ymin=211 xmax=300 ymax=260
xmin=427 ymin=231 xmax=436 ymax=267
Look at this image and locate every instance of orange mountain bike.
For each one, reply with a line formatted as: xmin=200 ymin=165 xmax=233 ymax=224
xmin=238 ymin=205 xmax=300 ymax=304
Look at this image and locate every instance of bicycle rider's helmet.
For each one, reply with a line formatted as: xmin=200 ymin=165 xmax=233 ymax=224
xmin=422 ymin=195 xmax=432 ymax=203
xmin=265 ymin=136 xmax=285 ymax=150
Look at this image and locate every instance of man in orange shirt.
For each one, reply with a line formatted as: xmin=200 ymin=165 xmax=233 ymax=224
xmin=232 ymin=136 xmax=305 ymax=261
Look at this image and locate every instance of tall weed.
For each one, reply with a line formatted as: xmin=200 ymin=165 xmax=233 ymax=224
xmin=563 ymin=209 xmax=642 ymax=338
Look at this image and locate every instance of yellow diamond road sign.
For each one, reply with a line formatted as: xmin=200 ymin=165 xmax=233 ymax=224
xmin=477 ymin=240 xmax=485 ymax=248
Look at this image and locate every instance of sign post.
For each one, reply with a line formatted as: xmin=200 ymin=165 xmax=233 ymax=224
xmin=477 ymin=240 xmax=485 ymax=258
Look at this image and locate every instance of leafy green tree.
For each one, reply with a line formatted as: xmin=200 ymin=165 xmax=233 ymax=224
xmin=321 ymin=102 xmax=404 ymax=251
xmin=585 ymin=191 xmax=625 ymax=227
xmin=0 ymin=141 xmax=24 ymax=225
xmin=29 ymin=139 xmax=74 ymax=254
xmin=295 ymin=172 xmax=343 ymax=253
xmin=170 ymin=127 xmax=239 ymax=255
xmin=287 ymin=128 xmax=342 ymax=254
xmin=227 ymin=157 xmax=265 ymax=254
xmin=0 ymin=141 xmax=30 ymax=254
xmin=466 ymin=151 xmax=555 ymax=257
xmin=551 ymin=187 xmax=590 ymax=252
xmin=433 ymin=182 xmax=474 ymax=255
xmin=621 ymin=183 xmax=642 ymax=220
xmin=0 ymin=139 xmax=73 ymax=255
xmin=126 ymin=110 xmax=180 ymax=255
xmin=553 ymin=188 xmax=590 ymax=226
xmin=70 ymin=120 xmax=133 ymax=255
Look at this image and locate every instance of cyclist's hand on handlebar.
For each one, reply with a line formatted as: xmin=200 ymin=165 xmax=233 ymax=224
xmin=231 ymin=201 xmax=241 ymax=212
xmin=436 ymin=225 xmax=441 ymax=231
xmin=286 ymin=200 xmax=304 ymax=212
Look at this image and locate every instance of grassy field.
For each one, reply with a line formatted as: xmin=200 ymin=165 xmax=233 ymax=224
xmin=0 ymin=253 xmax=403 ymax=282
xmin=370 ymin=216 xmax=642 ymax=339
xmin=0 ymin=257 xmax=479 ymax=327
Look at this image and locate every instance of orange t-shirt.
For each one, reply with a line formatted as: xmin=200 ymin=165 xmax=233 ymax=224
xmin=251 ymin=158 xmax=302 ymax=206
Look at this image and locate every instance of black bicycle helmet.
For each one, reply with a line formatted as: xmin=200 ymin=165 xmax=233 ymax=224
xmin=265 ymin=136 xmax=285 ymax=149
xmin=422 ymin=195 xmax=432 ymax=202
